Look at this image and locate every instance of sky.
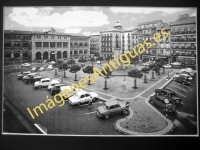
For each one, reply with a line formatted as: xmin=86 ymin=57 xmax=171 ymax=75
xmin=4 ymin=6 xmax=196 ymax=36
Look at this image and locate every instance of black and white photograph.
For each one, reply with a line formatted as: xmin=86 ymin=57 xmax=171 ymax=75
xmin=2 ymin=6 xmax=198 ymax=137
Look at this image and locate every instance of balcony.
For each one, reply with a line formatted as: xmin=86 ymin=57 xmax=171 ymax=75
xmin=186 ymin=46 xmax=191 ymax=49
xmin=188 ymin=38 xmax=196 ymax=42
xmin=191 ymin=46 xmax=196 ymax=50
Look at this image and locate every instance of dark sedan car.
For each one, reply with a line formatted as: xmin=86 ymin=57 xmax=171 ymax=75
xmin=50 ymin=83 xmax=67 ymax=95
xmin=174 ymin=76 xmax=191 ymax=85
xmin=149 ymin=95 xmax=177 ymax=112
xmin=155 ymin=89 xmax=182 ymax=104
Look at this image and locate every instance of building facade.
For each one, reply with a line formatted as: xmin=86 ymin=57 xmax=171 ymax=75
xmin=70 ymin=34 xmax=90 ymax=59
xmin=31 ymin=28 xmax=70 ymax=61
xmin=90 ymin=34 xmax=101 ymax=56
xmin=170 ymin=14 xmax=196 ymax=65
xmin=4 ymin=30 xmax=32 ymax=61
xmin=100 ymin=22 xmax=122 ymax=58
xmin=121 ymin=29 xmax=132 ymax=54
xmin=137 ymin=20 xmax=167 ymax=61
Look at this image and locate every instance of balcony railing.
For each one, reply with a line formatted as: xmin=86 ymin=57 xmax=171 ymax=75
xmin=191 ymin=46 xmax=196 ymax=50
xmin=188 ymin=38 xmax=196 ymax=42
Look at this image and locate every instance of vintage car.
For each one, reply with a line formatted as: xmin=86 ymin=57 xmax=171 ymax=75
xmin=171 ymin=62 xmax=181 ymax=66
xmin=163 ymin=64 xmax=171 ymax=68
xmin=47 ymin=65 xmax=54 ymax=71
xmin=173 ymin=73 xmax=193 ymax=81
xmin=21 ymin=63 xmax=31 ymax=67
xmin=47 ymin=80 xmax=60 ymax=91
xmin=34 ymin=78 xmax=59 ymax=88
xmin=17 ymin=71 xmax=31 ymax=79
xmin=22 ymin=73 xmax=39 ymax=82
xmin=174 ymin=76 xmax=192 ymax=85
xmin=155 ymin=89 xmax=182 ymax=104
xmin=38 ymin=67 xmax=45 ymax=71
xmin=68 ymin=91 xmax=98 ymax=106
xmin=149 ymin=95 xmax=177 ymax=112
xmin=24 ymin=75 xmax=44 ymax=84
xmin=96 ymin=100 xmax=130 ymax=119
xmin=50 ymin=83 xmax=67 ymax=95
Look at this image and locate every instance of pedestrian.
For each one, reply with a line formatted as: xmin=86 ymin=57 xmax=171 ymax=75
xmin=88 ymin=100 xmax=92 ymax=109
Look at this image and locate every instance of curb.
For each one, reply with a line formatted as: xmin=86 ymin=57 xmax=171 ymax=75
xmin=114 ymin=77 xmax=175 ymax=135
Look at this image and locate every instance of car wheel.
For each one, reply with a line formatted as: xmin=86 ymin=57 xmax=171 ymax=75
xmin=105 ymin=114 xmax=109 ymax=119
xmin=77 ymin=102 xmax=81 ymax=106
xmin=123 ymin=109 xmax=128 ymax=115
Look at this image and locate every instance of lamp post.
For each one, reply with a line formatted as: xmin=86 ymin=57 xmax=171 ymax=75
xmin=167 ymin=51 xmax=170 ymax=79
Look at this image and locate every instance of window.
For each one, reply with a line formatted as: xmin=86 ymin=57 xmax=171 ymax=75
xmin=74 ymin=51 xmax=78 ymax=54
xmin=63 ymin=42 xmax=68 ymax=47
xmin=80 ymin=95 xmax=85 ymax=98
xmin=44 ymin=36 xmax=48 ymax=39
xmin=5 ymin=43 xmax=11 ymax=47
xmin=23 ymin=43 xmax=28 ymax=47
xmin=43 ymin=42 xmax=49 ymax=47
xmin=14 ymin=43 xmax=20 ymax=47
xmin=84 ymin=43 xmax=88 ymax=46
xmin=37 ymin=36 xmax=41 ymax=39
xmin=85 ymin=94 xmax=90 ymax=97
xmin=51 ymin=36 xmax=55 ymax=39
xmin=57 ymin=42 xmax=62 ymax=48
xmin=84 ymin=50 xmax=87 ymax=54
xmin=50 ymin=42 xmax=55 ymax=48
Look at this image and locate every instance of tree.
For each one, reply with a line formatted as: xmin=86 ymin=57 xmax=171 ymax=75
xmin=59 ymin=63 xmax=69 ymax=78
xmin=67 ymin=59 xmax=75 ymax=64
xmin=99 ymin=67 xmax=112 ymax=90
xmin=105 ymin=56 xmax=113 ymax=63
xmin=83 ymin=66 xmax=94 ymax=85
xmin=89 ymin=57 xmax=95 ymax=66
xmin=128 ymin=68 xmax=143 ymax=89
xmin=69 ymin=64 xmax=81 ymax=81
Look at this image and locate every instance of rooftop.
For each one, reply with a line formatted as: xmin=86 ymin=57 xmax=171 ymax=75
xmin=170 ymin=16 xmax=196 ymax=25
xmin=138 ymin=20 xmax=161 ymax=26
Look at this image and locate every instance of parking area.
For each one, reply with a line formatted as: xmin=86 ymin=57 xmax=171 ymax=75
xmin=4 ymin=73 xmax=126 ymax=135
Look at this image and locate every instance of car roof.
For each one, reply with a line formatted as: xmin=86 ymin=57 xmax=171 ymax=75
xmin=105 ymin=100 xmax=119 ymax=107
xmin=60 ymin=86 xmax=72 ymax=90
xmin=162 ymin=89 xmax=174 ymax=93
xmin=41 ymin=78 xmax=50 ymax=81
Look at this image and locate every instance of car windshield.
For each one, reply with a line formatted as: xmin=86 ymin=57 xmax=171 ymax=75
xmin=103 ymin=104 xmax=109 ymax=109
xmin=169 ymin=93 xmax=176 ymax=97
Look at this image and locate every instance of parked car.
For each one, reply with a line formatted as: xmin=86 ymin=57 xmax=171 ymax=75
xmin=47 ymin=65 xmax=53 ymax=71
xmin=47 ymin=80 xmax=60 ymax=91
xmin=149 ymin=95 xmax=177 ymax=112
xmin=171 ymin=62 xmax=181 ymax=65
xmin=96 ymin=100 xmax=130 ymax=119
xmin=50 ymin=83 xmax=67 ymax=95
xmin=48 ymin=61 xmax=55 ymax=64
xmin=34 ymin=78 xmax=59 ymax=88
xmin=180 ymin=68 xmax=195 ymax=77
xmin=60 ymin=86 xmax=82 ymax=99
xmin=38 ymin=67 xmax=45 ymax=71
xmin=163 ymin=64 xmax=171 ymax=68
xmin=31 ymin=67 xmax=37 ymax=72
xmin=155 ymin=89 xmax=182 ymax=104
xmin=22 ymin=73 xmax=39 ymax=82
xmin=141 ymin=67 xmax=150 ymax=73
xmin=21 ymin=63 xmax=31 ymax=67
xmin=25 ymin=75 xmax=44 ymax=84
xmin=69 ymin=91 xmax=98 ymax=106
xmin=17 ymin=71 xmax=31 ymax=79
xmin=173 ymin=73 xmax=193 ymax=81
xmin=174 ymin=76 xmax=192 ymax=85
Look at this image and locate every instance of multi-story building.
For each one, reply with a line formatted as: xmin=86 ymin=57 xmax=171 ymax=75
xmin=170 ymin=14 xmax=196 ymax=65
xmin=31 ymin=28 xmax=70 ymax=61
xmin=121 ymin=29 xmax=132 ymax=54
xmin=137 ymin=20 xmax=167 ymax=61
xmin=100 ymin=22 xmax=122 ymax=58
xmin=70 ymin=34 xmax=90 ymax=59
xmin=4 ymin=30 xmax=32 ymax=61
xmin=90 ymin=34 xmax=101 ymax=56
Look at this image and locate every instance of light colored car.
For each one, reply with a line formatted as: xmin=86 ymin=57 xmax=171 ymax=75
xmin=47 ymin=80 xmax=60 ymax=91
xmin=39 ymin=67 xmax=45 ymax=71
xmin=34 ymin=78 xmax=57 ymax=88
xmin=96 ymin=61 xmax=101 ymax=64
xmin=173 ymin=73 xmax=193 ymax=81
xmin=31 ymin=67 xmax=37 ymax=72
xmin=60 ymin=86 xmax=82 ymax=99
xmin=69 ymin=91 xmax=98 ymax=106
xmin=21 ymin=63 xmax=31 ymax=67
xmin=180 ymin=68 xmax=195 ymax=76
xmin=17 ymin=71 xmax=31 ymax=79
xmin=47 ymin=65 xmax=53 ymax=71
xmin=171 ymin=62 xmax=181 ymax=65
xmin=48 ymin=61 xmax=55 ymax=64
xmin=22 ymin=73 xmax=39 ymax=81
xmin=163 ymin=64 xmax=171 ymax=68
xmin=96 ymin=100 xmax=130 ymax=119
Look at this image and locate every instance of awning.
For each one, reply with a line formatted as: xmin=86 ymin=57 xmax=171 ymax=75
xmin=178 ymin=56 xmax=195 ymax=59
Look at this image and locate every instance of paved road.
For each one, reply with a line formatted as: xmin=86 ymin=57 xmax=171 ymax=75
xmin=4 ymin=73 xmax=124 ymax=135
xmin=149 ymin=77 xmax=197 ymax=135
